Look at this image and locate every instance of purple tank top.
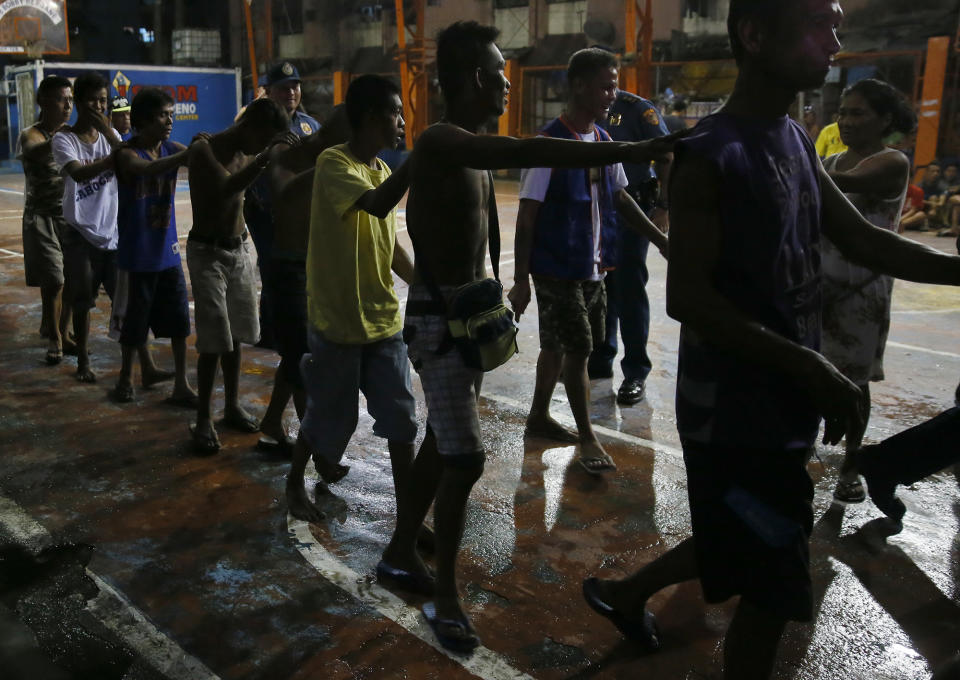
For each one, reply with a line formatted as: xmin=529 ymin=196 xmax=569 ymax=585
xmin=674 ymin=112 xmax=822 ymax=450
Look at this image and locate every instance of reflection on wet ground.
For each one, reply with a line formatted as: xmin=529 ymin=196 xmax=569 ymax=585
xmin=0 ymin=176 xmax=958 ymax=679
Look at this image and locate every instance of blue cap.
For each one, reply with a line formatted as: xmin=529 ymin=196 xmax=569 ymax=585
xmin=264 ymin=61 xmax=301 ymax=88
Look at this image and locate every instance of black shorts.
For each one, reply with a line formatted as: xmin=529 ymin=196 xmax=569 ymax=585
xmin=119 ymin=266 xmax=191 ymax=346
xmin=268 ymin=258 xmax=308 ymax=389
xmin=683 ymin=441 xmax=815 ymax=622
xmin=62 ymin=226 xmax=117 ymax=309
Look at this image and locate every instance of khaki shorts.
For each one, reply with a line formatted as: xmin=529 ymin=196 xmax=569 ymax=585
xmin=23 ymin=211 xmax=66 ymax=288
xmin=186 ymin=238 xmax=259 ymax=354
xmin=532 ymin=276 xmax=606 ymax=356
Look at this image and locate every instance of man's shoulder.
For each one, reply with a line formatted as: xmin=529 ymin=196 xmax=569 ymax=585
xmin=292 ymin=110 xmax=320 ymax=135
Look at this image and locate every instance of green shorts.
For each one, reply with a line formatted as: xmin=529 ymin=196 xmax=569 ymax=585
xmin=532 ymin=276 xmax=606 ymax=356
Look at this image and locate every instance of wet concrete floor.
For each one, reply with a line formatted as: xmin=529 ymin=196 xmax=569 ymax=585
xmin=0 ymin=173 xmax=958 ymax=679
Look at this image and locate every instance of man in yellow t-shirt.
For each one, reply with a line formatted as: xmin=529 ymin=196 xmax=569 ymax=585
xmin=287 ymin=77 xmax=431 ymax=590
xmin=814 ymin=119 xmax=847 ymax=159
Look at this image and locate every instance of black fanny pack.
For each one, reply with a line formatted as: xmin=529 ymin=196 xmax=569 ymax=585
xmin=409 ymin=171 xmax=518 ymax=372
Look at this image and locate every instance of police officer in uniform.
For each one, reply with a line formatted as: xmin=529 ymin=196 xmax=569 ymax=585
xmin=244 ymin=61 xmax=320 ymax=348
xmin=588 ymin=89 xmax=670 ymax=405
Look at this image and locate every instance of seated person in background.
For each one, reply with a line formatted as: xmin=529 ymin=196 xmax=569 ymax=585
xmin=920 ymin=161 xmax=948 ymax=227
xmin=899 ymin=184 xmax=927 ymax=232
xmin=942 ymin=162 xmax=960 ymax=236
xmin=815 ymin=115 xmax=847 ymax=159
xmin=662 ymin=99 xmax=689 ymax=134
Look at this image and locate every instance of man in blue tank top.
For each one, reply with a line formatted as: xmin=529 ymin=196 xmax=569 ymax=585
xmin=510 ymin=48 xmax=668 ymax=476
xmin=582 ymin=1 xmax=960 ymax=677
xmin=111 ymin=88 xmax=196 ymax=405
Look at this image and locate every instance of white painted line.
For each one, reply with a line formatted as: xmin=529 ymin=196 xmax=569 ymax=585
xmin=288 ymin=517 xmax=535 ymax=680
xmin=0 ymin=494 xmax=220 ymax=680
xmin=0 ymin=247 xmax=23 ymax=257
xmin=480 ymin=391 xmax=685 ymax=461
xmin=887 ymin=340 xmax=960 ymax=361
xmin=892 ymin=307 xmax=960 ymax=315
xmin=0 ymin=215 xmax=22 ymax=220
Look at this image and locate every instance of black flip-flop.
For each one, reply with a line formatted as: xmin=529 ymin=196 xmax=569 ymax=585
xmin=421 ymin=602 xmax=480 ymax=654
xmin=376 ymin=560 xmax=435 ymax=596
xmin=222 ymin=410 xmax=260 ymax=433
xmin=189 ymin=423 xmax=221 ymax=455
xmin=164 ymin=393 xmax=199 ymax=409
xmin=257 ymin=434 xmax=296 ymax=453
xmin=582 ymin=577 xmax=660 ymax=650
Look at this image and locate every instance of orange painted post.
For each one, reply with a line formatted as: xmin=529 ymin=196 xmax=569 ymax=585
xmin=623 ymin=0 xmax=639 ymax=94
xmin=499 ymin=59 xmax=521 ymax=137
xmin=637 ymin=0 xmax=653 ymax=98
xmin=394 ymin=0 xmax=415 ymax=145
xmin=243 ymin=0 xmax=259 ymax=91
xmin=265 ymin=0 xmax=273 ymax=61
xmin=333 ymin=71 xmax=350 ymax=106
xmin=914 ymin=36 xmax=950 ymax=177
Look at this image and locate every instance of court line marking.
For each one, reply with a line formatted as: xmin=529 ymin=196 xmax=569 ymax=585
xmin=0 ymin=495 xmax=220 ymax=680
xmin=892 ymin=307 xmax=960 ymax=315
xmin=886 ymin=341 xmax=960 ymax=361
xmin=287 ymin=516 xmax=535 ymax=680
xmin=0 ymin=247 xmax=23 ymax=257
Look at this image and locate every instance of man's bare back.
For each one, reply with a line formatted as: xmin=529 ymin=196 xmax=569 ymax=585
xmin=188 ymin=140 xmax=250 ymax=240
xmin=268 ymin=139 xmax=322 ymax=255
xmin=407 ymin=123 xmax=492 ymax=286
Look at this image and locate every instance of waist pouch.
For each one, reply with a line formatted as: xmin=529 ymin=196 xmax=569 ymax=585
xmin=445 ymin=278 xmax=518 ymax=372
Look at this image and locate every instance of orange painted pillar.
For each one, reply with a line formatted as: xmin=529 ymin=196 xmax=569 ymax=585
xmin=499 ymin=59 xmax=521 ymax=137
xmin=333 ymin=71 xmax=350 ymax=106
xmin=243 ymin=0 xmax=258 ymax=91
xmin=914 ymin=36 xmax=950 ymax=177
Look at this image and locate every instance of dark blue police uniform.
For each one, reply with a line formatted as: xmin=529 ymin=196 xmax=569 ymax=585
xmin=589 ymin=90 xmax=668 ymax=404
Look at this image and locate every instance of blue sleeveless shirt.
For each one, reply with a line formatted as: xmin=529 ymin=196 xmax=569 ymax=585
xmin=530 ymin=117 xmax=620 ymax=280
xmin=117 ymin=140 xmax=180 ymax=272
xmin=673 ymin=113 xmax=822 ymax=450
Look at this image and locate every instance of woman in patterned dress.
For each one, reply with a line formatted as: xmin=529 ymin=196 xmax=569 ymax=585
xmin=821 ymin=78 xmax=917 ymax=502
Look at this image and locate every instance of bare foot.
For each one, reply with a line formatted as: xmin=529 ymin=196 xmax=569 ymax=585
xmin=380 ymin=545 xmax=433 ymax=585
xmin=312 ymin=453 xmax=350 ymax=484
xmin=259 ymin=419 xmax=288 ymax=446
xmin=142 ymin=368 xmax=175 ymax=388
xmin=524 ymin=416 xmax=579 ymax=443
xmin=287 ymin=480 xmax=326 ymax=522
xmin=75 ymin=365 xmax=96 ymax=383
xmin=222 ymin=405 xmax=260 ymax=433
xmin=578 ymin=439 xmax=616 ymax=475
xmin=189 ymin=418 xmax=221 ymax=454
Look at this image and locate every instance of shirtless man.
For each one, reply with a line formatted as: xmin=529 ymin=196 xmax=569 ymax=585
xmin=381 ymin=21 xmax=680 ymax=653
xmin=17 ymin=75 xmax=74 ymax=364
xmin=185 ymin=98 xmax=292 ymax=453
xmin=257 ymin=106 xmax=350 ymax=450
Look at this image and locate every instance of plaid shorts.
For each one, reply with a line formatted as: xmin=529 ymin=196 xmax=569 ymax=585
xmin=532 ymin=276 xmax=606 ymax=355
xmin=405 ymin=285 xmax=485 ymax=467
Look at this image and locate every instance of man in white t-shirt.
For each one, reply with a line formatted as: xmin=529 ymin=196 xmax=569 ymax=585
xmin=508 ymin=48 xmax=668 ymax=475
xmin=51 ymin=71 xmax=123 ymax=383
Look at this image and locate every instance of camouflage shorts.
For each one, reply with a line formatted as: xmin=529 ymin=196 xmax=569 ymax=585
xmin=532 ymin=276 xmax=606 ymax=356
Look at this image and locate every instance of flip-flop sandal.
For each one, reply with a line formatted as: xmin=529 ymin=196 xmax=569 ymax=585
xmin=582 ymin=577 xmax=660 ymax=650
xmin=222 ymin=410 xmax=260 ymax=433
xmin=257 ymin=434 xmax=296 ymax=453
xmin=164 ymin=393 xmax=199 ymax=409
xmin=142 ymin=370 xmax=175 ymax=388
xmin=45 ymin=348 xmax=63 ymax=365
xmin=110 ymin=383 xmax=135 ymax=403
xmin=376 ymin=560 xmax=436 ymax=596
xmin=189 ymin=423 xmax=221 ymax=455
xmin=524 ymin=422 xmax=579 ymax=443
xmin=579 ymin=454 xmax=616 ymax=476
xmin=421 ymin=602 xmax=480 ymax=653
xmin=833 ymin=478 xmax=866 ymax=503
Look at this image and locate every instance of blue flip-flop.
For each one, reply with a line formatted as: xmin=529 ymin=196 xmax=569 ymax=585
xmin=421 ymin=601 xmax=480 ymax=654
xmin=376 ymin=560 xmax=435 ymax=596
xmin=582 ymin=577 xmax=660 ymax=650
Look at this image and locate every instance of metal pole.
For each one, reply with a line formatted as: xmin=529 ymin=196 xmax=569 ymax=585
xmin=243 ymin=0 xmax=259 ymax=92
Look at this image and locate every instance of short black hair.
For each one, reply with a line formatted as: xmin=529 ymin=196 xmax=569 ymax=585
xmin=73 ymin=71 xmax=108 ymax=103
xmin=436 ymin=21 xmax=501 ymax=101
xmin=130 ymin=87 xmax=174 ymax=130
xmin=37 ymin=75 xmax=71 ymax=102
xmin=842 ymin=78 xmax=917 ymax=137
xmin=238 ymin=97 xmax=289 ymax=133
xmin=567 ymin=48 xmax=619 ymax=87
xmin=726 ymin=0 xmax=787 ymax=63
xmin=672 ymin=98 xmax=688 ymax=113
xmin=345 ymin=75 xmax=401 ymax=131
